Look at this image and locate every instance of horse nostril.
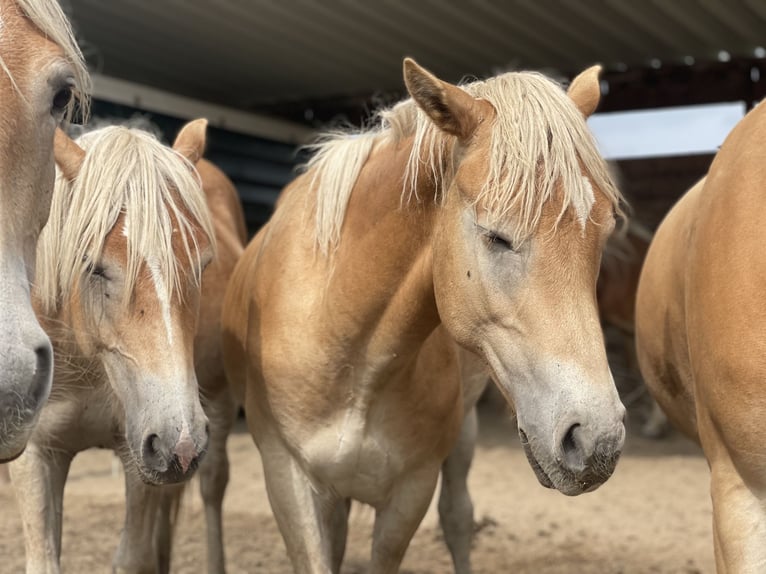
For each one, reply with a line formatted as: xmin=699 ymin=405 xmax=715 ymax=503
xmin=561 ymin=423 xmax=585 ymax=470
xmin=142 ymin=433 xmax=160 ymax=460
xmin=31 ymin=341 xmax=53 ymax=405
xmin=562 ymin=423 xmax=579 ymax=455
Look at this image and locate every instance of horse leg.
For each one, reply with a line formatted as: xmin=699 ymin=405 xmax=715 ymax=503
xmin=259 ymin=437 xmax=341 ymax=574
xmin=9 ymin=444 xmax=72 ymax=574
xmin=369 ymin=464 xmax=441 ymax=574
xmin=438 ymin=406 xmax=478 ymax=574
xmin=330 ymin=498 xmax=351 ymax=573
xmin=708 ymin=454 xmax=766 ymax=573
xmin=154 ymin=483 xmax=185 ymax=574
xmin=113 ymin=458 xmax=165 ymax=574
xmin=641 ymin=401 xmax=669 ymax=439
xmin=198 ymin=387 xmax=237 ymax=574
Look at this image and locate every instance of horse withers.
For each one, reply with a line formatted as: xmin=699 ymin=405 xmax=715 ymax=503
xmin=10 ymin=120 xmax=214 ymax=573
xmin=636 ymin=101 xmax=766 ymax=571
xmin=222 ymin=58 xmax=626 ymax=573
xmin=0 ymin=0 xmax=90 ymax=461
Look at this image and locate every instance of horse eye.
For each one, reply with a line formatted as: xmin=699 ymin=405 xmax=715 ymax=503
xmin=51 ymin=86 xmax=73 ymax=115
xmin=484 ymin=231 xmax=515 ymax=252
xmin=86 ymin=262 xmax=109 ymax=281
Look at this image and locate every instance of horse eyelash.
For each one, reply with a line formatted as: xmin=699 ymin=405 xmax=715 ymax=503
xmin=484 ymin=232 xmax=514 ymax=251
xmin=85 ymin=262 xmax=109 ymax=281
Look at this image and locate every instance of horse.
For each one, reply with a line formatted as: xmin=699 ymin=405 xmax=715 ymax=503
xmin=111 ymin=155 xmax=247 ymax=574
xmin=598 ymin=220 xmax=652 ymax=336
xmin=222 ymin=57 xmax=626 ymax=573
xmin=635 ymin=99 xmax=766 ymax=572
xmin=9 ymin=120 xmax=215 ymax=573
xmin=0 ymin=0 xmax=90 ymax=462
xmin=597 ymin=220 xmax=668 ymax=437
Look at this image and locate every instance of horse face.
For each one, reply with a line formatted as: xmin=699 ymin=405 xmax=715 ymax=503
xmin=0 ymin=3 xmax=83 ymax=461
xmin=405 ymin=59 xmax=625 ymax=495
xmin=73 ymin=214 xmax=213 ymax=485
xmin=434 ymin=179 xmax=624 ymax=495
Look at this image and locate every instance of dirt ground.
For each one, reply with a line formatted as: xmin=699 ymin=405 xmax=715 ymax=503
xmin=0 ymin=399 xmax=713 ymax=574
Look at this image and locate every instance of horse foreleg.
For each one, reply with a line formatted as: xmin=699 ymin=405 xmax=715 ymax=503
xmin=438 ymin=406 xmax=478 ymax=574
xmin=641 ymin=400 xmax=669 ymax=439
xmin=369 ymin=464 xmax=440 ymax=574
xmin=198 ymin=387 xmax=237 ymax=574
xmin=113 ymin=457 xmax=165 ymax=574
xmin=9 ymin=444 xmax=72 ymax=574
xmin=260 ymin=436 xmax=342 ymax=574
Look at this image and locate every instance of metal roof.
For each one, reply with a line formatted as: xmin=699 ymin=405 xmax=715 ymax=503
xmin=67 ymin=0 xmax=766 ymax=115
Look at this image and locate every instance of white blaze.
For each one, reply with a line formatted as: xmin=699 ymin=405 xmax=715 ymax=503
xmin=148 ymin=258 xmax=174 ymax=347
xmin=574 ymin=177 xmax=595 ymax=228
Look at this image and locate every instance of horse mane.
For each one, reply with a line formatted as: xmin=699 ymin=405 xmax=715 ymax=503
xmin=0 ymin=0 xmax=91 ymax=120
xmin=35 ymin=125 xmax=215 ymax=315
xmin=306 ymin=71 xmax=624 ymax=255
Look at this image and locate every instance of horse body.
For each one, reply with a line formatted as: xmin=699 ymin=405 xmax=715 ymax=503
xmin=223 ymin=59 xmax=625 ymax=573
xmin=0 ymin=0 xmax=89 ymax=461
xmin=597 ymin=221 xmax=669 ymax=437
xmin=230 ymin=143 xmax=464 ymax=505
xmin=636 ymin=102 xmax=766 ymax=571
xmin=598 ymin=220 xmax=653 ymax=335
xmin=10 ymin=121 xmax=215 ymax=574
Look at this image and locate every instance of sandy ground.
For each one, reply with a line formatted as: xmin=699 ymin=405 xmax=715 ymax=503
xmin=0 ymin=399 xmax=713 ymax=574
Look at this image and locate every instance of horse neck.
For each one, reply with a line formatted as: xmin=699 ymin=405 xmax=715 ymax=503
xmin=315 ymin=137 xmax=443 ymax=360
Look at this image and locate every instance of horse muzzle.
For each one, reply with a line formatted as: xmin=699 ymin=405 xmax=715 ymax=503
xmin=135 ymin=424 xmax=209 ymax=485
xmin=519 ymin=422 xmax=624 ymax=496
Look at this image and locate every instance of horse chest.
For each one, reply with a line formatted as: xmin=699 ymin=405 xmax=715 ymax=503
xmin=297 ymin=407 xmax=404 ymax=503
xmin=35 ymin=385 xmax=118 ymax=451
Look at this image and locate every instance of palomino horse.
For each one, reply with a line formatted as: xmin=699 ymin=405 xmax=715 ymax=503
xmin=598 ymin=220 xmax=668 ymax=437
xmin=635 ymin=100 xmax=766 ymax=572
xmin=9 ymin=120 xmax=215 ymax=573
xmin=599 ymin=220 xmax=652 ymax=336
xmin=0 ymin=0 xmax=90 ymax=461
xmin=112 ymin=157 xmax=247 ymax=574
xmin=222 ymin=58 xmax=626 ymax=573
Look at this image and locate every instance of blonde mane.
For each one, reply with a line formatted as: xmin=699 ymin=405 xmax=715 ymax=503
xmin=0 ymin=0 xmax=91 ymax=119
xmin=35 ymin=126 xmax=215 ymax=315
xmin=307 ymin=71 xmax=624 ymax=254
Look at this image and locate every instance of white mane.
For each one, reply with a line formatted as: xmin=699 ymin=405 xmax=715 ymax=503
xmin=306 ymin=70 xmax=624 ymax=255
xmin=35 ymin=125 xmax=215 ymax=314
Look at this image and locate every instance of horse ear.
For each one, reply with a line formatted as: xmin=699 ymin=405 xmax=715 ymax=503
xmin=172 ymin=118 xmax=207 ymax=164
xmin=567 ymin=65 xmax=602 ymax=118
xmin=54 ymin=128 xmax=85 ymax=182
xmin=403 ymin=58 xmax=487 ymax=140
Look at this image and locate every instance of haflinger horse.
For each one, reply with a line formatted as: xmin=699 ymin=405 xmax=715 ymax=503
xmin=635 ymin=100 xmax=766 ymax=572
xmin=598 ymin=220 xmax=652 ymax=336
xmin=9 ymin=120 xmax=215 ymax=573
xmin=0 ymin=0 xmax=90 ymax=462
xmin=597 ymin=220 xmax=668 ymax=437
xmin=222 ymin=57 xmax=626 ymax=573
xmin=111 ymin=156 xmax=247 ymax=574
